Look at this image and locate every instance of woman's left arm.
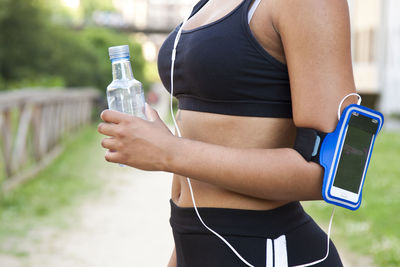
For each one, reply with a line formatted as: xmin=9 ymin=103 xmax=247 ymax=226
xmin=98 ymin=0 xmax=357 ymax=201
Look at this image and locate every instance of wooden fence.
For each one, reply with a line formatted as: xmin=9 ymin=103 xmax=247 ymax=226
xmin=0 ymin=88 xmax=100 ymax=192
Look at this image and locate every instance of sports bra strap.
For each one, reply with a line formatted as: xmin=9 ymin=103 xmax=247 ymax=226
xmin=248 ymin=0 xmax=262 ymax=23
xmin=189 ymin=0 xmax=262 ymax=26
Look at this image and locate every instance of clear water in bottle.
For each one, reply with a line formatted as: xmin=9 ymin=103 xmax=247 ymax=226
xmin=107 ymin=45 xmax=146 ymax=119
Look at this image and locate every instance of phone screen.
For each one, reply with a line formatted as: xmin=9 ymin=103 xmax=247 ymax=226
xmin=333 ymin=113 xmax=378 ymax=193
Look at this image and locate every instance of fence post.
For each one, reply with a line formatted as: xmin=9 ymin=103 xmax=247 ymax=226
xmin=0 ymin=88 xmax=100 ymax=191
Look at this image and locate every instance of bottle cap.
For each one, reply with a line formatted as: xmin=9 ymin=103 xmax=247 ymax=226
xmin=108 ymin=45 xmax=130 ymax=61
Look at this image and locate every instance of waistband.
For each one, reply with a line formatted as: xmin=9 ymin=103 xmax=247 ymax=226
xmin=170 ymin=200 xmax=312 ymax=239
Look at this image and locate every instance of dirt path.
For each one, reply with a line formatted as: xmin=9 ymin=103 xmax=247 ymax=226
xmin=0 ymin=166 xmax=174 ymax=267
xmin=0 ymin=165 xmax=376 ymax=267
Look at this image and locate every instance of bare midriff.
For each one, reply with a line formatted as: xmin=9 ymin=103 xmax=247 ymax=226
xmin=171 ymin=109 xmax=296 ymax=211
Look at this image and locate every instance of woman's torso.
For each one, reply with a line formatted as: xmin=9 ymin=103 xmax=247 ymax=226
xmin=172 ymin=110 xmax=296 ymax=210
xmin=159 ymin=0 xmax=295 ymax=210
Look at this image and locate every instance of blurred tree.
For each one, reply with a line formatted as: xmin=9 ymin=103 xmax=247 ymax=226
xmin=44 ymin=0 xmax=83 ymax=26
xmin=0 ymin=0 xmax=148 ymax=92
xmin=0 ymin=0 xmax=50 ymax=82
xmin=80 ymin=0 xmax=115 ymax=21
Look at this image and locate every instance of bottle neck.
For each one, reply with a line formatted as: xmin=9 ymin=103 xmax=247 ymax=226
xmin=111 ymin=58 xmax=134 ymax=80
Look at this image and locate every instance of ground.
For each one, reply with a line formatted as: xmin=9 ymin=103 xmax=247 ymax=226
xmin=0 ymin=167 xmax=174 ymax=267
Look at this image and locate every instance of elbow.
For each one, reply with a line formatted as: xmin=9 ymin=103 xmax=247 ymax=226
xmin=293 ymin=115 xmax=337 ymax=133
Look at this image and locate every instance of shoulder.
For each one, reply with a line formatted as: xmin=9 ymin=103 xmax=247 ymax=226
xmin=273 ymin=0 xmax=350 ymax=15
xmin=270 ymin=0 xmax=356 ymax=132
xmin=272 ymin=0 xmax=350 ymax=32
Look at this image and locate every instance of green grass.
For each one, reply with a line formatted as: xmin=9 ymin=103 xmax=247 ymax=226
xmin=303 ymin=131 xmax=400 ymax=267
xmin=144 ymin=61 xmax=161 ymax=84
xmin=0 ymin=124 xmax=106 ymax=255
xmin=163 ymin=97 xmax=178 ymax=126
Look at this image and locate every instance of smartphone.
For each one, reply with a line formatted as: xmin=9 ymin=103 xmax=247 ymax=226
xmin=329 ymin=112 xmax=379 ymax=203
xmin=321 ymin=104 xmax=383 ymax=210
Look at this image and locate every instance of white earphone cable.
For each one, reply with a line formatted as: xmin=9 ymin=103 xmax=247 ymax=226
xmin=169 ymin=16 xmax=255 ymax=267
xmin=291 ymin=207 xmax=335 ymax=267
xmin=338 ymin=93 xmax=362 ymax=120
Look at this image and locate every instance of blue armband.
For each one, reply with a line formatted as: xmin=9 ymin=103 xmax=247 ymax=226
xmin=294 ymin=104 xmax=384 ymax=210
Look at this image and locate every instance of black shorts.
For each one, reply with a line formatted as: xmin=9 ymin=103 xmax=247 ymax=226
xmin=170 ymin=200 xmax=343 ymax=267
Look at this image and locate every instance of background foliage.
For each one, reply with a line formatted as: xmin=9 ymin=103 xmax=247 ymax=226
xmin=0 ymin=0 xmax=148 ymax=91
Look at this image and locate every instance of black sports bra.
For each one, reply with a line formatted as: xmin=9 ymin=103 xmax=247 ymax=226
xmin=157 ymin=0 xmax=292 ymax=118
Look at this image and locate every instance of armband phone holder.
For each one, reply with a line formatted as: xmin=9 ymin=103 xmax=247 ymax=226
xmin=319 ymin=104 xmax=384 ymax=210
xmin=294 ymin=101 xmax=384 ymax=210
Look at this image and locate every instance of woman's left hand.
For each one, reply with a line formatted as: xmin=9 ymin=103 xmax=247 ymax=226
xmin=97 ymin=103 xmax=176 ymax=171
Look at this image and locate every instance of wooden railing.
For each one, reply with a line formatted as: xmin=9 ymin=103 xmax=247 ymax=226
xmin=0 ymin=88 xmax=100 ymax=192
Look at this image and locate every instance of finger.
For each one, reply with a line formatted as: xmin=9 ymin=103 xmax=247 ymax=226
xmin=104 ymin=150 xmax=122 ymax=163
xmin=100 ymin=109 xmax=129 ymax=124
xmin=145 ymin=103 xmax=161 ymax=122
xmin=97 ymin=122 xmax=119 ymax=136
xmin=101 ymin=137 xmax=119 ymax=151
